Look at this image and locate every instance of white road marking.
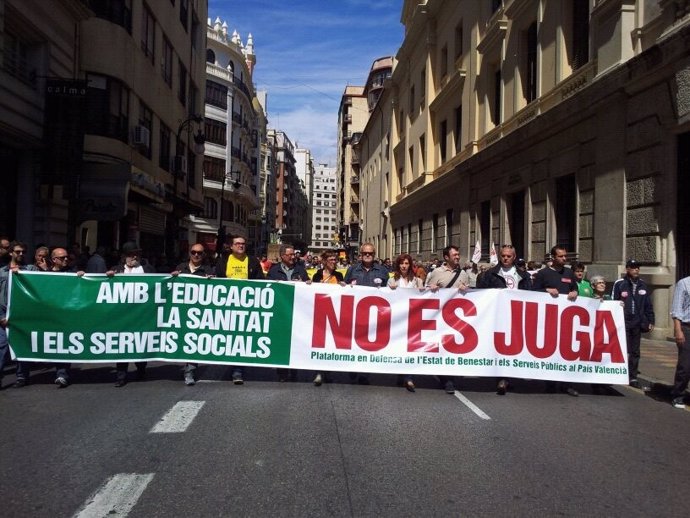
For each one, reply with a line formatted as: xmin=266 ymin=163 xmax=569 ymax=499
xmin=453 ymin=391 xmax=491 ymax=420
xmin=73 ymin=473 xmax=154 ymax=518
xmin=150 ymin=400 xmax=205 ymax=433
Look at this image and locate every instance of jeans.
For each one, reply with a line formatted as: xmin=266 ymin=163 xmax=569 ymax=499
xmin=671 ymin=325 xmax=690 ymax=399
xmin=626 ymin=326 xmax=642 ymax=381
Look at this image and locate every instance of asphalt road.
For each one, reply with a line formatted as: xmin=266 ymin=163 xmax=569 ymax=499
xmin=0 ymin=364 xmax=687 ymax=517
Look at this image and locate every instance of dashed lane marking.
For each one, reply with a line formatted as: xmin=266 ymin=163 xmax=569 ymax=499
xmin=73 ymin=473 xmax=154 ymax=518
xmin=150 ymin=400 xmax=205 ymax=433
xmin=453 ymin=391 xmax=491 ymax=420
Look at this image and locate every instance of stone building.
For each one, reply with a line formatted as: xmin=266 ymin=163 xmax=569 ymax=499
xmin=187 ymin=16 xmax=263 ymax=255
xmin=311 ymin=163 xmax=339 ymax=254
xmin=356 ymin=0 xmax=690 ymax=336
xmin=1 ymin=0 xmax=209 ymax=264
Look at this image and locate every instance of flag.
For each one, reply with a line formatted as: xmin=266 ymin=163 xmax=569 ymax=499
xmin=489 ymin=242 xmax=499 ymax=266
xmin=471 ymin=240 xmax=481 ymax=264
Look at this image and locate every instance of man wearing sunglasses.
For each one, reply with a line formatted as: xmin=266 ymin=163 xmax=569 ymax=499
xmin=172 ymin=244 xmax=211 ymax=385
xmin=215 ymin=235 xmax=264 ymax=385
xmin=343 ymin=243 xmax=389 ymax=385
xmin=0 ymin=241 xmax=39 ymax=388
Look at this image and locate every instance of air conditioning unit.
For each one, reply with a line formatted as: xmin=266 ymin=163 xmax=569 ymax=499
xmin=133 ymin=125 xmax=150 ymax=147
xmin=172 ymin=155 xmax=187 ymax=177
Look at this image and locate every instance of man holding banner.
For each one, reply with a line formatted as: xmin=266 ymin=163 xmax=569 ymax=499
xmin=425 ymin=245 xmax=470 ymax=394
xmin=478 ymin=244 xmax=532 ymax=395
xmin=532 ymin=245 xmax=580 ymax=397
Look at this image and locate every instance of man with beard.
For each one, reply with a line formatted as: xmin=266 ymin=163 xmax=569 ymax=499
xmin=107 ymin=242 xmax=154 ymax=387
xmin=0 ymin=241 xmax=39 ymax=388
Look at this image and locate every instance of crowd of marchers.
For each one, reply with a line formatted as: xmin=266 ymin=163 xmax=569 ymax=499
xmin=0 ymin=235 xmax=688 ymax=410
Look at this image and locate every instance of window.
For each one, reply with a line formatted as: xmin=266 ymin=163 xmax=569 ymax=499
xmin=455 ymin=22 xmax=463 ymax=60
xmin=445 ymin=208 xmax=454 ymax=247
xmin=205 ymin=119 xmax=226 ymax=145
xmin=159 ymin=123 xmax=171 ymax=171
xmin=525 ymin=22 xmax=538 ymax=103
xmin=418 ymin=219 xmax=423 ymax=254
xmin=491 ymin=0 xmax=501 ymax=13
xmin=91 ymin=0 xmax=132 ymax=33
xmin=420 ymin=68 xmax=426 ymax=102
xmin=137 ymin=101 xmax=152 ymax=158
xmin=203 ymin=197 xmax=217 ymax=219
xmin=162 ymin=37 xmax=173 ymax=86
xmin=440 ymin=45 xmax=448 ymax=78
xmin=555 ymin=175 xmax=576 ymax=252
xmin=179 ymin=0 xmax=188 ymax=31
xmin=85 ymin=74 xmax=129 ymax=143
xmin=419 ymin=134 xmax=426 ymax=172
xmin=141 ymin=4 xmax=155 ymax=64
xmin=480 ymin=201 xmax=491 ymax=252
xmin=409 ymin=85 xmax=415 ymax=114
xmin=178 ymin=59 xmax=187 ymax=106
xmin=3 ymin=29 xmax=38 ymax=88
xmin=203 ymin=156 xmax=225 ymax=181
xmin=206 ymin=49 xmax=215 ymax=64
xmin=491 ymin=68 xmax=502 ymax=126
xmin=440 ymin=120 xmax=447 ymax=163
xmin=432 ymin=214 xmax=439 ymax=253
xmin=455 ymin=106 xmax=462 ymax=152
xmin=206 ymin=80 xmax=227 ymax=109
xmin=572 ymin=0 xmax=589 ymax=70
xmin=188 ymin=83 xmax=198 ymax=117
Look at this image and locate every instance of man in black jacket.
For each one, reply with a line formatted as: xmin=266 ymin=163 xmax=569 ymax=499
xmin=612 ymin=259 xmax=655 ymax=387
xmin=478 ymin=244 xmax=531 ymax=394
xmin=214 ymin=235 xmax=264 ymax=384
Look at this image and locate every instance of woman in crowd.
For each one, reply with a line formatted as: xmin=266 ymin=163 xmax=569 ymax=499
xmin=310 ymin=250 xmax=344 ymax=386
xmin=388 ymin=253 xmax=424 ymax=392
xmin=590 ymin=274 xmax=611 ymax=301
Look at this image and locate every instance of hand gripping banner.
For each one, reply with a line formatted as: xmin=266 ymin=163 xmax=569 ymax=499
xmin=7 ymin=272 xmax=629 ymax=384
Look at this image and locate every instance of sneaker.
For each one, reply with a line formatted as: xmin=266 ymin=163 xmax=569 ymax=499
xmin=405 ymin=380 xmax=416 ymax=393
xmin=54 ymin=376 xmax=69 ymax=388
xmin=444 ymin=380 xmax=456 ymax=394
xmin=565 ymin=387 xmax=579 ymax=397
xmin=184 ymin=373 xmax=196 ymax=386
xmin=13 ymin=379 xmax=27 ymax=389
xmin=313 ymin=374 xmax=323 ymax=386
xmin=114 ymin=379 xmax=127 ymax=388
xmin=232 ymin=373 xmax=244 ymax=385
xmin=672 ymin=397 xmax=685 ymax=409
xmin=629 ymin=379 xmax=640 ymax=388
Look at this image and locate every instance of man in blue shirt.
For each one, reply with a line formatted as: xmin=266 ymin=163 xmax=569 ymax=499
xmin=344 ymin=243 xmax=389 ymax=287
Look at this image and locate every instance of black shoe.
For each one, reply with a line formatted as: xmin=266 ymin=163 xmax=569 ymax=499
xmin=135 ymin=368 xmax=146 ymax=381
xmin=496 ymin=379 xmax=507 ymax=395
xmin=565 ymin=387 xmax=579 ymax=397
xmin=114 ymin=379 xmax=127 ymax=388
xmin=629 ymin=379 xmax=640 ymax=389
xmin=444 ymin=380 xmax=456 ymax=394
xmin=13 ymin=379 xmax=27 ymax=388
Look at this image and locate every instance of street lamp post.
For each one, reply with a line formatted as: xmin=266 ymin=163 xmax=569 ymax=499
xmin=215 ymin=170 xmax=241 ymax=255
xmin=166 ymin=114 xmax=205 ymax=264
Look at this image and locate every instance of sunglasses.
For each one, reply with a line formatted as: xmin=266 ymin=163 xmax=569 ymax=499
xmin=53 ymin=256 xmax=68 ymax=260
xmin=190 ymin=250 xmax=204 ymax=256
xmin=361 ymin=251 xmax=374 ymax=256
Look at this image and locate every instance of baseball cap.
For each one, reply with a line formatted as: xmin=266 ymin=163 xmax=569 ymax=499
xmin=625 ymin=259 xmax=639 ymax=268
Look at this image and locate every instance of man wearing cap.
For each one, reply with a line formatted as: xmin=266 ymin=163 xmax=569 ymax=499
xmin=107 ymin=242 xmax=154 ymax=387
xmin=215 ymin=235 xmax=264 ymax=384
xmin=612 ymin=259 xmax=655 ymax=387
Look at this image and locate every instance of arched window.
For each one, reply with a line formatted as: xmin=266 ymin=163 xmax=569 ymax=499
xmin=206 ymin=49 xmax=215 ymax=64
xmin=227 ymin=60 xmax=234 ymax=73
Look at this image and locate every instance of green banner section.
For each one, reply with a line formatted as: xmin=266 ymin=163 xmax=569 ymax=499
xmin=8 ymin=273 xmax=295 ymax=365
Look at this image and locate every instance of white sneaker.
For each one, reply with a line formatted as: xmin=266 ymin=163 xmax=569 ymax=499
xmin=672 ymin=397 xmax=685 ymax=409
xmin=313 ymin=374 xmax=323 ymax=386
xmin=54 ymin=376 xmax=69 ymax=388
xmin=184 ymin=374 xmax=196 ymax=386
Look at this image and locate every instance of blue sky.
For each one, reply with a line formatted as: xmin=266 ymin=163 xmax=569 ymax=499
xmin=208 ymin=0 xmax=404 ymax=165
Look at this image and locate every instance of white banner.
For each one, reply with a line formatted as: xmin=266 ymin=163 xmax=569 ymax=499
xmin=289 ymin=284 xmax=629 ymax=384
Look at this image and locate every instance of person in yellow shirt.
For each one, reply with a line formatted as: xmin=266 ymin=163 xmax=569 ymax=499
xmin=214 ymin=235 xmax=264 ymax=384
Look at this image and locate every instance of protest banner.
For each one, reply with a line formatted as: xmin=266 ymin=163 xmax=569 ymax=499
xmin=7 ymin=272 xmax=629 ymax=384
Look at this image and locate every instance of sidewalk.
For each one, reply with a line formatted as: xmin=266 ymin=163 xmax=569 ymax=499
xmin=638 ymin=336 xmax=679 ymax=390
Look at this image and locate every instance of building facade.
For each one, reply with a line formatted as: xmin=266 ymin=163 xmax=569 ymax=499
xmin=187 ymin=16 xmax=262 ymax=255
xmin=356 ymin=0 xmax=690 ymax=336
xmin=311 ymin=163 xmax=339 ymax=253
